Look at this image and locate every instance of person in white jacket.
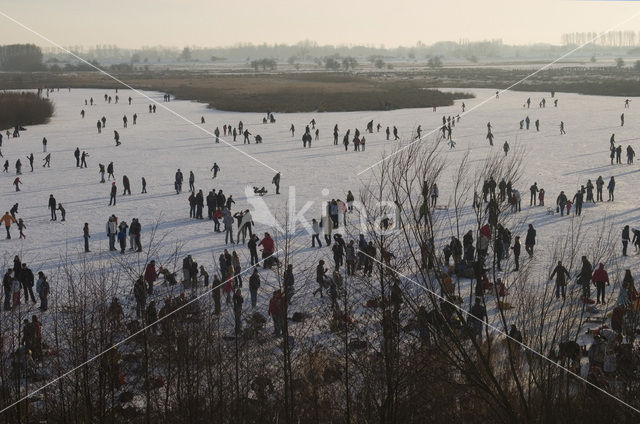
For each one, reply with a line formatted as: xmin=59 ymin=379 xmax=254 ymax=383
xmin=237 ymin=210 xmax=253 ymax=243
xmin=311 ymin=218 xmax=322 ymax=247
xmin=106 ymin=216 xmax=117 ymax=251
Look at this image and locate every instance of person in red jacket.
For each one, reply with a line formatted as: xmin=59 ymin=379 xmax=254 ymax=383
xmin=259 ymin=232 xmax=277 ymax=268
xmin=592 ymin=263 xmax=610 ymax=304
xmin=144 ymin=260 xmax=158 ymax=295
xmin=268 ymin=289 xmax=284 ymax=336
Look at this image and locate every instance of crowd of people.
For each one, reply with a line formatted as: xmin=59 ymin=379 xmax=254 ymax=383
xmin=3 ymin=88 xmax=640 ymax=393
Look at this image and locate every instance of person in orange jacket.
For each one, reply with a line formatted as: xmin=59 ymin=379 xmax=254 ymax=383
xmin=1 ymin=212 xmax=17 ymax=239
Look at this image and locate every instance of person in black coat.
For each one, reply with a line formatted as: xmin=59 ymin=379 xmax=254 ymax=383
xmin=13 ymin=256 xmax=21 ymax=284
xmin=20 ymin=263 xmax=36 ymax=303
xmin=572 ymin=189 xmax=584 ymax=216
xmin=332 ymin=242 xmax=344 ymax=271
xmin=549 ymin=261 xmax=570 ymax=299
xmin=195 ymin=190 xmax=204 ymax=219
xmin=556 ymin=191 xmax=567 ymax=216
xmin=122 ymin=175 xmax=131 ymax=195
xmin=10 ymin=203 xmax=18 ymax=219
xmin=525 ymin=224 xmax=536 ymax=257
xmin=577 ymin=256 xmax=593 ymax=299
xmin=216 ymin=190 xmax=226 ymax=211
xmin=107 ymin=162 xmax=115 ymax=180
xmin=48 ymin=194 xmax=57 ymax=220
xmin=622 ymin=225 xmax=630 ymax=256
xmin=57 ymin=203 xmax=66 ymax=221
xmin=109 ymin=182 xmax=117 ymax=206
xmin=2 ymin=269 xmax=13 ymax=311
xmin=511 ymin=236 xmax=521 ymax=271
xmin=206 ymin=191 xmax=216 ymax=219
xmin=175 ymin=169 xmax=183 ymax=194
xmin=494 ymin=236 xmax=504 ymax=271
xmin=248 ymin=234 xmax=259 ymax=266
xmin=129 ymin=218 xmax=142 ymax=252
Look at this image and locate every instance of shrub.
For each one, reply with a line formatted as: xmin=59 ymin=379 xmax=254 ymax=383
xmin=324 ymin=57 xmax=340 ymax=70
xmin=427 ymin=56 xmax=443 ymax=68
xmin=0 ymin=92 xmax=54 ymax=130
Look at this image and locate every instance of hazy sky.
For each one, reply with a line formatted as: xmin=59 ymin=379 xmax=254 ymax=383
xmin=1 ymin=0 xmax=640 ymax=48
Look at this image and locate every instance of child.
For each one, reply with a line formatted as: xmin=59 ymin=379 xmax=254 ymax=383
xmin=18 ymin=218 xmax=26 ymax=239
xmin=213 ymin=209 xmax=222 ymax=232
xmin=448 ymin=139 xmax=456 ymax=149
xmin=566 ymin=200 xmax=573 ymax=215
xmin=538 ymin=188 xmax=545 ymax=206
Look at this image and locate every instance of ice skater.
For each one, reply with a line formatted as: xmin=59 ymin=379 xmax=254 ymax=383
xmin=211 ymin=162 xmax=220 ymax=178
xmin=107 ymin=162 xmax=115 ymax=180
xmin=109 ymin=182 xmax=117 ymax=206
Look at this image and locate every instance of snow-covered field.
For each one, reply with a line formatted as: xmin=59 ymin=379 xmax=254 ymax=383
xmin=1 ymin=87 xmax=639 ymax=342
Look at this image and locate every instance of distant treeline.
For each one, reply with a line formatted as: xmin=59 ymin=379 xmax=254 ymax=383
xmin=561 ymin=31 xmax=639 ymax=47
xmin=37 ymin=38 xmax=640 ymax=67
xmin=0 ymin=92 xmax=54 ymax=130
xmin=0 ymin=44 xmax=44 ymax=71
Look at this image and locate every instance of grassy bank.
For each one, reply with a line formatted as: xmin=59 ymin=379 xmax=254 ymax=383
xmin=169 ymin=73 xmax=474 ymax=112
xmin=407 ymin=67 xmax=640 ymax=97
xmin=3 ymin=66 xmax=640 ymax=113
xmin=0 ymin=72 xmax=473 ymax=112
xmin=0 ymin=91 xmax=54 ymax=130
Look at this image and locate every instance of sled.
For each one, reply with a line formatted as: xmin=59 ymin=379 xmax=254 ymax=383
xmin=253 ymin=186 xmax=268 ymax=196
xmin=580 ymin=296 xmax=595 ymax=304
xmin=585 ymin=315 xmax=605 ymax=324
xmin=546 ymin=207 xmax=555 ymax=215
xmin=434 ymin=205 xmax=449 ymax=211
